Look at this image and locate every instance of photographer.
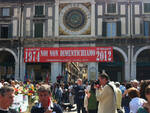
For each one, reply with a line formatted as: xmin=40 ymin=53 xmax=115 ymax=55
xmin=96 ymin=72 xmax=117 ymax=113
xmin=31 ymin=84 xmax=63 ymax=113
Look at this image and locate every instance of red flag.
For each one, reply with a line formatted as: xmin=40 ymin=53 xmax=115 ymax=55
xmin=48 ymin=97 xmax=51 ymax=110
xmin=46 ymin=72 xmax=49 ymax=84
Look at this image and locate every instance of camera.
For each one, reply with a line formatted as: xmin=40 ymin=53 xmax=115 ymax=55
xmin=94 ymin=80 xmax=100 ymax=85
xmin=94 ymin=80 xmax=100 ymax=88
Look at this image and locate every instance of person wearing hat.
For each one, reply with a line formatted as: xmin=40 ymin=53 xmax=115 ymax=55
xmin=115 ymin=82 xmax=124 ymax=113
xmin=31 ymin=84 xmax=63 ymax=113
xmin=96 ymin=72 xmax=117 ymax=113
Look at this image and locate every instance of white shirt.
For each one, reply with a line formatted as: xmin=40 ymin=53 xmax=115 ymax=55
xmin=86 ymin=85 xmax=91 ymax=91
xmin=0 ymin=83 xmax=3 ymax=88
xmin=68 ymin=85 xmax=73 ymax=96
xmin=129 ymin=97 xmax=146 ymax=113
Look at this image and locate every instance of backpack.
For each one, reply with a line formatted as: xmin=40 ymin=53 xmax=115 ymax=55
xmin=107 ymin=83 xmax=124 ymax=113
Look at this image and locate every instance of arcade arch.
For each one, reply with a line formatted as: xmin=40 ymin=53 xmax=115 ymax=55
xmin=98 ymin=47 xmax=127 ymax=82
xmin=134 ymin=46 xmax=150 ymax=80
xmin=0 ymin=48 xmax=17 ymax=80
xmin=0 ymin=48 xmax=17 ymax=63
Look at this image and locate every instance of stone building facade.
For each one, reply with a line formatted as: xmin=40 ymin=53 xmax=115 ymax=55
xmin=0 ymin=0 xmax=150 ymax=82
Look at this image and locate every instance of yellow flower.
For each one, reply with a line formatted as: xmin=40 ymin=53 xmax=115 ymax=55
xmin=28 ymin=93 xmax=32 ymax=96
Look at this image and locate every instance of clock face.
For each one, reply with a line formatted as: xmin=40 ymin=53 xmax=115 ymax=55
xmin=64 ymin=8 xmax=86 ymax=31
xmin=59 ymin=3 xmax=91 ymax=35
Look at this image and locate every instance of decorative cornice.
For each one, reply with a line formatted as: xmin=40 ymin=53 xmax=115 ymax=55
xmin=0 ymin=0 xmax=55 ymax=3
xmin=23 ymin=37 xmax=97 ymax=42
xmin=58 ymin=0 xmax=92 ymax=3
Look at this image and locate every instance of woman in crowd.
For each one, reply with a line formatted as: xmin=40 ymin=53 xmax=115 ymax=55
xmin=137 ymin=85 xmax=150 ymax=113
xmin=122 ymin=82 xmax=132 ymax=113
xmin=140 ymin=80 xmax=150 ymax=100
xmin=128 ymin=87 xmax=146 ymax=113
xmin=87 ymin=82 xmax=98 ymax=113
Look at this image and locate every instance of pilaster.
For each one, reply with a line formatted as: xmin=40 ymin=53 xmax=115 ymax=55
xmin=15 ymin=62 xmax=19 ymax=80
xmin=130 ymin=45 xmax=136 ymax=80
xmin=20 ymin=47 xmax=26 ymax=81
xmin=88 ymin=62 xmax=98 ymax=81
xmin=15 ymin=47 xmax=20 ymax=80
xmin=51 ymin=62 xmax=62 ymax=83
xmin=91 ymin=0 xmax=95 ymax=36
xmin=125 ymin=46 xmax=131 ymax=81
xmin=55 ymin=0 xmax=59 ymax=36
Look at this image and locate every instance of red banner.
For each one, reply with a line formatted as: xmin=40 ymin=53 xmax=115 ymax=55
xmin=24 ymin=47 xmax=113 ymax=62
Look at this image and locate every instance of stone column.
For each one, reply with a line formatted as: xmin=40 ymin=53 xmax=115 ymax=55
xmin=15 ymin=62 xmax=19 ymax=80
xmin=20 ymin=47 xmax=26 ymax=81
xmin=15 ymin=47 xmax=26 ymax=81
xmin=88 ymin=62 xmax=98 ymax=81
xmin=128 ymin=45 xmax=136 ymax=80
xmin=15 ymin=47 xmax=20 ymax=80
xmin=51 ymin=62 xmax=62 ymax=83
xmin=125 ymin=61 xmax=130 ymax=81
xmin=91 ymin=0 xmax=95 ymax=36
xmin=127 ymin=45 xmax=131 ymax=80
xmin=130 ymin=46 xmax=136 ymax=80
xmin=55 ymin=0 xmax=59 ymax=36
xmin=20 ymin=47 xmax=23 ymax=81
xmin=131 ymin=61 xmax=136 ymax=80
xmin=124 ymin=46 xmax=131 ymax=81
xmin=21 ymin=61 xmax=26 ymax=81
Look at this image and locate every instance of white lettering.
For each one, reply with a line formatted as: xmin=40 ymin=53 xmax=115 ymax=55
xmin=49 ymin=50 xmax=58 ymax=56
xmin=60 ymin=49 xmax=96 ymax=57
xmin=108 ymin=51 xmax=112 ymax=61
xmin=41 ymin=50 xmax=48 ymax=56
xmin=65 ymin=50 xmax=70 ymax=56
xmin=81 ymin=50 xmax=86 ymax=56
xmin=99 ymin=51 xmax=104 ymax=61
xmin=60 ymin=50 xmax=64 ymax=56
xmin=87 ymin=50 xmax=95 ymax=56
xmin=96 ymin=51 xmax=105 ymax=61
xmin=25 ymin=51 xmax=28 ymax=62
xmin=104 ymin=51 xmax=107 ymax=61
xmin=28 ymin=51 xmax=32 ymax=62
xmin=37 ymin=51 xmax=40 ymax=62
xmin=33 ymin=51 xmax=36 ymax=62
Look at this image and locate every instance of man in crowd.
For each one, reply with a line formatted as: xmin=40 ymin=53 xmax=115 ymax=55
xmin=75 ymin=78 xmax=86 ymax=113
xmin=0 ymin=86 xmax=18 ymax=113
xmin=96 ymin=72 xmax=117 ymax=113
xmin=31 ymin=84 xmax=63 ymax=113
xmin=115 ymin=82 xmax=123 ymax=113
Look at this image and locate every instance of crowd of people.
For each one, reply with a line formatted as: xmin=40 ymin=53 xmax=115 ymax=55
xmin=0 ymin=72 xmax=150 ymax=113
